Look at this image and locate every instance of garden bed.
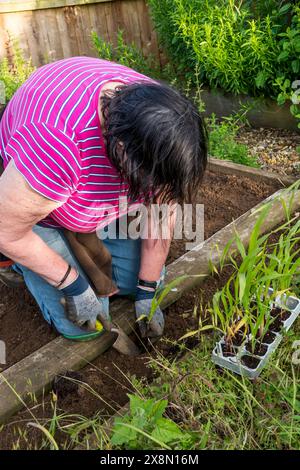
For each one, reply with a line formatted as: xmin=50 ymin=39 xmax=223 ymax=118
xmin=0 ymin=264 xmax=237 ymax=450
xmin=0 ymin=165 xmax=298 ymax=449
xmin=1 ymin=226 xmax=299 ymax=450
xmin=0 ymin=170 xmax=281 ymax=369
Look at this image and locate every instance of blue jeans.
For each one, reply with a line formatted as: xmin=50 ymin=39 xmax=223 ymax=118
xmin=14 ymin=225 xmax=142 ymax=338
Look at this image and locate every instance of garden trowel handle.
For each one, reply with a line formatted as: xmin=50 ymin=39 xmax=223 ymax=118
xmin=96 ymin=311 xmax=115 ymax=332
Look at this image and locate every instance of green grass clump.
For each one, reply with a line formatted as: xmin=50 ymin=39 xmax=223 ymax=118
xmin=207 ymin=113 xmax=259 ymax=167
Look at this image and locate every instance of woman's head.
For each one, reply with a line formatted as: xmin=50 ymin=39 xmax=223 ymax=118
xmin=101 ymin=82 xmax=208 ymax=204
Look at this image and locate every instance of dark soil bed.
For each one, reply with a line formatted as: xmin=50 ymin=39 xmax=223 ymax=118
xmin=0 ymin=170 xmax=281 ymax=449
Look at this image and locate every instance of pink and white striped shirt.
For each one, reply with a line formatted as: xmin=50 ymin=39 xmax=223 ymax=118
xmin=0 ymin=57 xmax=154 ymax=232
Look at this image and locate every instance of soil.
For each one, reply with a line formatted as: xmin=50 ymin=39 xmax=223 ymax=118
xmin=0 ymin=170 xmax=281 ymax=449
xmin=231 ymin=330 xmax=248 ymax=347
xmin=221 ymin=343 xmax=237 ymax=357
xmin=261 ymin=331 xmax=277 ymax=345
xmin=270 ymin=307 xmax=291 ymax=321
xmin=270 ymin=307 xmax=291 ymax=332
xmin=245 ymin=341 xmax=268 ymax=357
xmin=241 ymin=355 xmax=261 ymax=370
xmin=270 ymin=315 xmax=284 ymax=333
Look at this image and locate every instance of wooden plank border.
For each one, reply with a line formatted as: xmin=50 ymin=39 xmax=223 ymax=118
xmin=1 ymin=184 xmax=299 ymax=423
xmin=0 ymin=0 xmax=121 ymax=14
xmin=208 ymin=157 xmax=298 ymax=187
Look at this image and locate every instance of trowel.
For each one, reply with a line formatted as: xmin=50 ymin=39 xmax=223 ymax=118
xmin=95 ymin=312 xmax=140 ymax=356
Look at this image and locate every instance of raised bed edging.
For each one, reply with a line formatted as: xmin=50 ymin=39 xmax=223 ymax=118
xmin=201 ymin=88 xmax=299 ymax=132
xmin=208 ymin=157 xmax=297 ymax=187
xmin=1 ymin=185 xmax=300 ymax=423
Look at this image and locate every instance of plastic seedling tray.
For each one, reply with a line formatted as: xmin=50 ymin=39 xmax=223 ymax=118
xmin=274 ymin=293 xmax=300 ymax=332
xmin=212 ymin=293 xmax=300 ymax=379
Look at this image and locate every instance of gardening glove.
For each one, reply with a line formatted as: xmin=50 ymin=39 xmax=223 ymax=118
xmin=0 ymin=256 xmax=24 ymax=288
xmin=60 ymin=272 xmax=108 ymax=330
xmin=135 ymin=286 xmax=165 ymax=339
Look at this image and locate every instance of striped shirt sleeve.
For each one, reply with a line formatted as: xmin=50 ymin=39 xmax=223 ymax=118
xmin=4 ymin=122 xmax=81 ymax=202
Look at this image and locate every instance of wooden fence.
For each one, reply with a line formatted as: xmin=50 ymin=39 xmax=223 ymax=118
xmin=0 ymin=0 xmax=162 ymax=66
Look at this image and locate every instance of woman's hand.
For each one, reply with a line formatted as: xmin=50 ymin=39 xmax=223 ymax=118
xmin=135 ymin=286 xmax=165 ymax=339
xmin=60 ymin=272 xmax=108 ymax=329
xmin=134 ymin=203 xmax=176 ymax=339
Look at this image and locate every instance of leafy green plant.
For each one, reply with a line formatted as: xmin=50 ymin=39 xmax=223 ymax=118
xmin=210 ymin=206 xmax=272 ymax=351
xmin=111 ymin=394 xmax=193 ymax=449
xmin=263 ymin=221 xmax=300 ymax=298
xmin=149 ymin=1 xmax=300 ymax=122
xmin=275 ymin=4 xmax=300 ymax=128
xmin=207 ymin=113 xmax=259 ymax=167
xmin=275 ymin=75 xmax=300 ymax=129
xmin=92 ymin=29 xmax=165 ymax=80
xmin=147 ymin=0 xmax=194 ymax=79
xmin=0 ymin=43 xmax=35 ymax=103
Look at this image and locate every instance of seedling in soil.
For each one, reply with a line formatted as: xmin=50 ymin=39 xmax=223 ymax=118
xmin=211 ymin=195 xmax=300 ymax=378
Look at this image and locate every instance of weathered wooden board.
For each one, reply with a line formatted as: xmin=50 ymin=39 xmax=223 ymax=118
xmin=0 ymin=0 xmax=162 ymax=67
xmin=208 ymin=157 xmax=297 ymax=187
xmin=0 ymin=184 xmax=299 ymax=423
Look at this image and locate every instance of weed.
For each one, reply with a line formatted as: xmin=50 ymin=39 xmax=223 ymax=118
xmin=207 ymin=113 xmax=259 ymax=167
xmin=111 ymin=394 xmax=193 ymax=450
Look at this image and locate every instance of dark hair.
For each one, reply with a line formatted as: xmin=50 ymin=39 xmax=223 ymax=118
xmin=101 ymin=82 xmax=208 ymax=204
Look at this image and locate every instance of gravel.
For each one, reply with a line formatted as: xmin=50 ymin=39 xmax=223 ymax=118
xmin=236 ymin=127 xmax=300 ymax=176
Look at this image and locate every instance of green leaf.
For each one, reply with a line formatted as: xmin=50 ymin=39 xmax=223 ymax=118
xmin=238 ymin=272 xmax=246 ymax=302
xmin=111 ymin=416 xmax=137 ymax=446
xmin=129 ymin=394 xmax=167 ymax=422
xmin=255 ymin=71 xmax=268 ymax=89
xmin=277 ymin=50 xmax=289 ymax=62
xmin=294 ymin=39 xmax=300 ymax=53
xmin=151 ymin=417 xmax=186 ymax=444
xmin=278 ymin=3 xmax=291 ymax=15
xmin=128 ymin=393 xmax=145 ymax=415
xmin=292 ymin=59 xmax=300 ymax=74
